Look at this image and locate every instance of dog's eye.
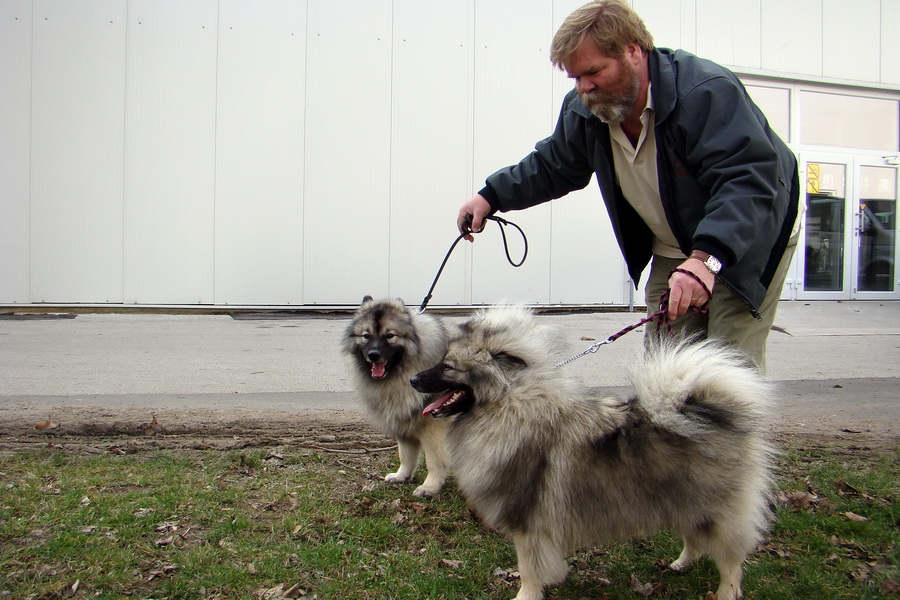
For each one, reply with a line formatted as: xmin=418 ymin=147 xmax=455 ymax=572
xmin=442 ymin=363 xmax=455 ymax=372
xmin=361 ymin=333 xmax=371 ymax=340
xmin=384 ymin=333 xmax=395 ymax=340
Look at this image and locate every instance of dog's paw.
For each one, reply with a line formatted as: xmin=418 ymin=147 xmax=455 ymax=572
xmin=669 ymin=559 xmax=689 ymax=572
xmin=513 ymin=584 xmax=545 ymax=600
xmin=412 ymin=484 xmax=441 ymax=497
xmin=669 ymin=545 xmax=701 ymax=572
xmin=384 ymin=472 xmax=410 ymax=484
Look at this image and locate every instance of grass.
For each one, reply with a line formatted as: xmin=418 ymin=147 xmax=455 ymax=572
xmin=0 ymin=438 xmax=896 ymax=600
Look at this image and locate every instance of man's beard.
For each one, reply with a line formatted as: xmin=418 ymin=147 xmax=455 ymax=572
xmin=578 ymin=61 xmax=640 ymax=123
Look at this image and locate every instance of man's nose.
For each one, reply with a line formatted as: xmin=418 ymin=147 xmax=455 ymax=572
xmin=575 ymin=77 xmax=595 ymax=94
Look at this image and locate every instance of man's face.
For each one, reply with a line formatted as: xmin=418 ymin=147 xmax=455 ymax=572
xmin=565 ymin=40 xmax=641 ymax=124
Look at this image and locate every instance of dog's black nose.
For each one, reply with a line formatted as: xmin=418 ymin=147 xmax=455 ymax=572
xmin=367 ymin=350 xmax=382 ymax=362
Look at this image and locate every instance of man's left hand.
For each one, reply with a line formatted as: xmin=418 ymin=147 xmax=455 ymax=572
xmin=666 ymin=258 xmax=715 ymax=319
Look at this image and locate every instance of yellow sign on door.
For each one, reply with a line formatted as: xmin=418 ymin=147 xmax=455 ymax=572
xmin=807 ymin=163 xmax=820 ymax=194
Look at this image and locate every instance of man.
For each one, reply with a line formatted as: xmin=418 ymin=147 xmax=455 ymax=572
xmin=457 ymin=0 xmax=799 ymax=370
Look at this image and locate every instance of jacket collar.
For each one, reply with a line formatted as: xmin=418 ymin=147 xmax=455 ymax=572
xmin=648 ymin=48 xmax=676 ymax=125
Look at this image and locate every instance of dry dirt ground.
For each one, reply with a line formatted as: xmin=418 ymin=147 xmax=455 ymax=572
xmin=1 ymin=399 xmax=897 ymax=459
xmin=0 ymin=406 xmax=396 ymax=456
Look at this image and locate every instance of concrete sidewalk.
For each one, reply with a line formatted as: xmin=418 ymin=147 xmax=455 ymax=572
xmin=1 ymin=301 xmax=898 ymax=438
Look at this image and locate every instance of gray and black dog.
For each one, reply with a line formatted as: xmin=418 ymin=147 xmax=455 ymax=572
xmin=342 ymin=296 xmax=451 ymax=497
xmin=411 ymin=304 xmax=776 ymax=600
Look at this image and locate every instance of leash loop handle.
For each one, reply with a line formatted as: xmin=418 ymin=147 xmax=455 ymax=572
xmin=418 ymin=215 xmax=528 ymax=313
xmin=488 ymin=215 xmax=528 ymax=267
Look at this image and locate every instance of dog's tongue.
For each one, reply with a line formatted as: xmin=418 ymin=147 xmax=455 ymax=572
xmin=422 ymin=391 xmax=456 ymax=416
xmin=370 ymin=362 xmax=387 ymax=379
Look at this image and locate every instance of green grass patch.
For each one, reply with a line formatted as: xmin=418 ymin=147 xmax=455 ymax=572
xmin=0 ymin=439 xmax=896 ymax=599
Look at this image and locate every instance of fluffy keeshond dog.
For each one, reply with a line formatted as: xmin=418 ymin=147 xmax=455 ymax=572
xmin=342 ymin=296 xmax=451 ymax=497
xmin=410 ymin=305 xmax=775 ymax=600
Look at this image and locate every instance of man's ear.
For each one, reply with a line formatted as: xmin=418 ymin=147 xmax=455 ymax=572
xmin=624 ymin=42 xmax=643 ymax=65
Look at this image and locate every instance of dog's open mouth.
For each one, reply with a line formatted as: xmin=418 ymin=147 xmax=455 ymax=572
xmin=422 ymin=388 xmax=471 ymax=418
xmin=370 ymin=361 xmax=389 ymax=379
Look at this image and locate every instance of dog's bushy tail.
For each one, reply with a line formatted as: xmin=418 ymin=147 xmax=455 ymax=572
xmin=630 ymin=338 xmax=774 ymax=439
xmin=631 ymin=337 xmax=777 ymax=550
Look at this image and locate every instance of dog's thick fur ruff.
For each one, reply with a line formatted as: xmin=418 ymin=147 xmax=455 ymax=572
xmin=411 ymin=305 xmax=776 ymax=599
xmin=341 ymin=296 xmax=451 ymax=497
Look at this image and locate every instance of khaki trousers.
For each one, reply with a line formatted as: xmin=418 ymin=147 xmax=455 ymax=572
xmin=643 ymin=241 xmax=797 ymax=372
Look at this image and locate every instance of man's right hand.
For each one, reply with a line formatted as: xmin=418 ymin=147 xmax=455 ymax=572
xmin=457 ymin=194 xmax=492 ymax=242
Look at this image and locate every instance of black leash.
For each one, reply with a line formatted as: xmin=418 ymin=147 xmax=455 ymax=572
xmin=555 ymin=267 xmax=712 ymax=367
xmin=418 ymin=215 xmax=527 ymax=313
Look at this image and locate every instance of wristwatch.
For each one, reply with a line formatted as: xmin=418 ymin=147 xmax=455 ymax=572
xmin=689 ymin=250 xmax=722 ymax=275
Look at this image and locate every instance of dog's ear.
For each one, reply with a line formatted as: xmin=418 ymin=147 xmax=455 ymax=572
xmin=361 ymin=295 xmax=374 ymax=304
xmin=492 ymin=352 xmax=527 ymax=372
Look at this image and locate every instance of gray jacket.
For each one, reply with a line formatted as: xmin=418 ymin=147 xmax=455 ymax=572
xmin=480 ymin=48 xmax=799 ymax=316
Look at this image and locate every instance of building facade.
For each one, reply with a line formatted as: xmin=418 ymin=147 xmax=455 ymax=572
xmin=1 ymin=0 xmax=898 ymax=308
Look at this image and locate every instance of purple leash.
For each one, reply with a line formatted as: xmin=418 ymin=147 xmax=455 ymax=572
xmin=555 ymin=267 xmax=712 ymax=368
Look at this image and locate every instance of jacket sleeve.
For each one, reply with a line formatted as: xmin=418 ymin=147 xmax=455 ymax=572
xmin=673 ymin=76 xmax=789 ymax=267
xmin=480 ymin=92 xmax=596 ymax=212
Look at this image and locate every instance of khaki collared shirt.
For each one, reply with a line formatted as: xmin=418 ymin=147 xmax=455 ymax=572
xmin=607 ymin=86 xmax=684 ymax=259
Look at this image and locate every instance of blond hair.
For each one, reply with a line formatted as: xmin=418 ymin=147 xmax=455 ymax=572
xmin=549 ymin=0 xmax=654 ymax=68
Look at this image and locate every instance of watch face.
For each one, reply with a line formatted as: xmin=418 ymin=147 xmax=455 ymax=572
xmin=705 ymin=256 xmax=722 ymax=274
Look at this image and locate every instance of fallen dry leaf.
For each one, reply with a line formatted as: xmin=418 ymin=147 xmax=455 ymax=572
xmin=438 ymin=559 xmax=464 ymax=569
xmin=257 ymin=583 xmax=309 ymax=599
xmin=757 ymin=542 xmax=792 ymax=558
xmin=141 ymin=414 xmax=159 ymax=434
xmin=35 ymin=417 xmax=58 ymax=430
xmin=782 ymin=490 xmax=818 ymax=510
xmin=492 ymin=568 xmax=520 ymax=581
xmin=282 ymin=583 xmax=306 ymax=598
xmin=841 ymin=511 xmax=869 ymax=522
xmin=835 ymin=477 xmax=883 ymax=505
xmin=850 ymin=564 xmax=872 ymax=583
xmin=54 ymin=579 xmax=80 ymax=598
xmin=631 ymin=574 xmax=655 ymax=596
xmin=156 ymin=521 xmax=179 ymax=533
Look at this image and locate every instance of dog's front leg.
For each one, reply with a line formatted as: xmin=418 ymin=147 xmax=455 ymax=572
xmin=514 ymin=579 xmax=545 ymax=600
xmin=412 ymin=428 xmax=450 ymax=497
xmin=512 ymin=534 xmax=568 ymax=600
xmin=385 ymin=437 xmax=421 ymax=484
xmin=713 ymin=560 xmax=744 ymax=600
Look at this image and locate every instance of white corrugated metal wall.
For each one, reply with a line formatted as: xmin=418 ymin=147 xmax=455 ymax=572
xmin=1 ymin=0 xmax=899 ymax=307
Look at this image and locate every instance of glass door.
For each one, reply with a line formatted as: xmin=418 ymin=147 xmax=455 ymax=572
xmin=853 ymin=158 xmax=899 ymax=298
xmin=798 ymin=155 xmax=852 ymax=299
xmin=797 ymin=154 xmax=900 ymax=300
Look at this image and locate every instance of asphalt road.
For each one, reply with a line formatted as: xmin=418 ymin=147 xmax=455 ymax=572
xmin=1 ymin=301 xmax=898 ymax=439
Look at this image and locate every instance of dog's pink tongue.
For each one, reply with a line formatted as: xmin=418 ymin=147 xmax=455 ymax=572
xmin=423 ymin=391 xmax=456 ymax=416
xmin=370 ymin=362 xmax=386 ymax=379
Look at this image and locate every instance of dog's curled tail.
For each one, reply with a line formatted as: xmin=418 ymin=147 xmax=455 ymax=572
xmin=630 ymin=338 xmax=774 ymax=438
